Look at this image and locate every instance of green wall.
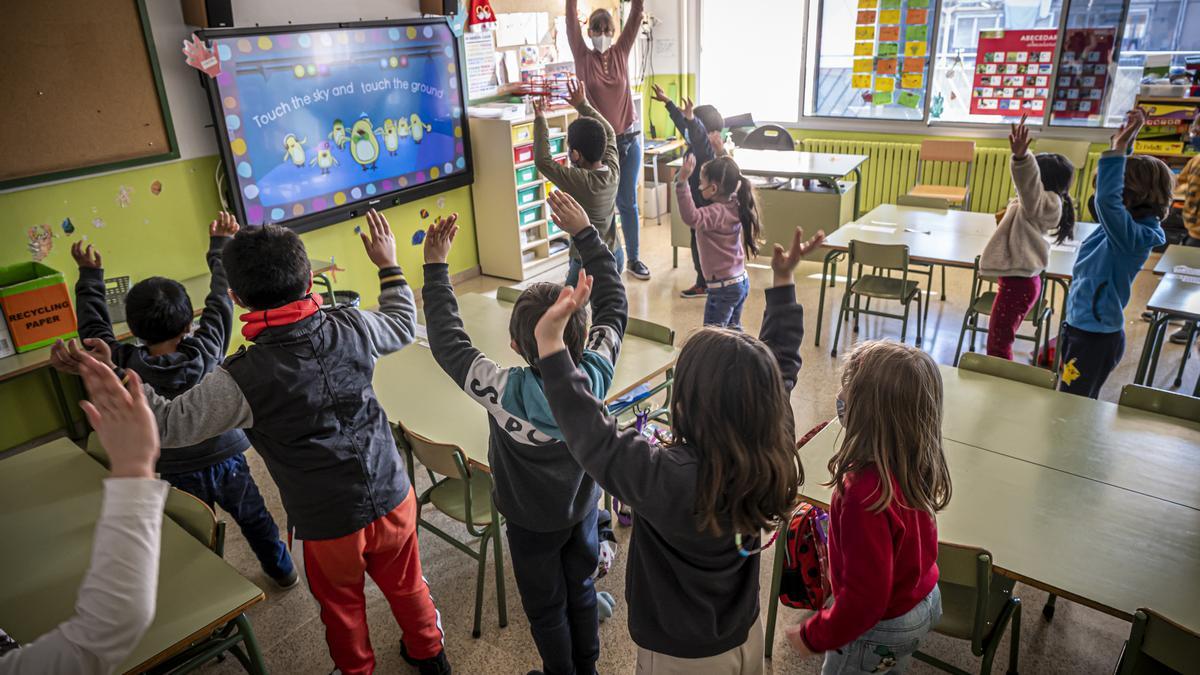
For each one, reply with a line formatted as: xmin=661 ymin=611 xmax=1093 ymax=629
xmin=0 ymin=155 xmax=480 ymax=451
xmin=641 ymin=73 xmax=697 ymax=141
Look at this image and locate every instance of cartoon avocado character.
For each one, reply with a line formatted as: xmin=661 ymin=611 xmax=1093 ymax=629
xmin=409 ymin=113 xmax=432 ymax=143
xmin=397 ymin=117 xmax=410 ymax=141
xmin=328 ymin=119 xmax=349 ymax=150
xmin=282 ymin=134 xmax=307 ymax=167
xmin=309 ymin=140 xmax=340 ymax=175
xmin=380 ymin=118 xmax=400 ymax=156
xmin=349 ymin=114 xmax=380 ymax=171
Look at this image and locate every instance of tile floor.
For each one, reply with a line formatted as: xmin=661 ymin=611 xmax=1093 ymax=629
xmin=200 ymin=218 xmax=1197 ymax=674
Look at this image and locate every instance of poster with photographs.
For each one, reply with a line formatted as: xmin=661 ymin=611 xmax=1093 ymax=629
xmin=1051 ymin=28 xmax=1116 ymax=121
xmin=969 ymin=29 xmax=1058 ymax=116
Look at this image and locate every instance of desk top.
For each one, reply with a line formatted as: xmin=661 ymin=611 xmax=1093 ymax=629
xmin=667 ymin=150 xmax=868 ymax=180
xmin=0 ymin=439 xmax=265 ymax=672
xmin=644 ymin=139 xmax=686 ymax=156
xmin=1146 ymin=274 xmax=1200 ymax=320
xmin=1153 ymin=244 xmax=1200 ymax=275
xmin=798 ymin=426 xmax=1200 ymax=632
xmin=373 ymin=293 xmax=677 ymax=468
xmin=0 ymin=259 xmax=337 ymax=383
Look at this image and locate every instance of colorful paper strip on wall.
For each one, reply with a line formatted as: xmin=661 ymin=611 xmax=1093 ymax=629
xmin=849 ymin=0 xmax=931 ymax=111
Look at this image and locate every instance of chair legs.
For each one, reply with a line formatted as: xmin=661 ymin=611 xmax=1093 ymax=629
xmin=954 ymin=308 xmax=974 ymax=366
xmin=492 ymin=505 xmax=508 ymax=629
xmin=1174 ymin=323 xmax=1197 ymax=387
xmin=763 ymin=524 xmax=788 ymax=659
xmin=472 ymin=527 xmax=491 ymax=638
xmin=1042 ymin=593 xmax=1057 ymax=620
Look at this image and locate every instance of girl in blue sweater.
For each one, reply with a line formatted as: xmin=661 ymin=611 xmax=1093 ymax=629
xmin=1060 ymin=108 xmax=1172 ymax=398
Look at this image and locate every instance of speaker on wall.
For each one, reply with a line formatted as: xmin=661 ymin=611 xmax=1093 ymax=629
xmin=419 ymin=0 xmax=458 ymax=15
xmin=182 ymin=0 xmax=233 ymax=28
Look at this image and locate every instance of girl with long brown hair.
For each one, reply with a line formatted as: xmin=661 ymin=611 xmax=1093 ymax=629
xmin=532 ymin=227 xmax=822 ymax=673
xmin=789 ymin=340 xmax=952 ymax=674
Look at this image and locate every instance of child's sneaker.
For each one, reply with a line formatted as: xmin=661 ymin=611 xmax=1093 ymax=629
xmin=628 ymin=260 xmax=652 ymax=280
xmin=400 ymin=642 xmax=452 ymax=675
xmin=272 ymin=567 xmax=300 ymax=589
xmin=679 ymin=284 xmax=706 ymax=299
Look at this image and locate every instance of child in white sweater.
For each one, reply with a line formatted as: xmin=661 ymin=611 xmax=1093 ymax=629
xmin=978 ymin=115 xmax=1076 ymax=360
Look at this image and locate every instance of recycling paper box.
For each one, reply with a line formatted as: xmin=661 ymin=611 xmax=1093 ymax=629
xmin=0 ymin=262 xmax=77 ymax=353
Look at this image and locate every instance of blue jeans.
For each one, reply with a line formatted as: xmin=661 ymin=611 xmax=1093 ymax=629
xmin=566 ymin=247 xmax=624 ymax=287
xmin=161 ymin=453 xmax=294 ymax=580
xmin=821 ymin=585 xmax=942 ymax=675
xmin=703 ymin=277 xmax=750 ymax=328
xmin=505 ymin=508 xmax=600 ymax=675
xmin=614 ymin=133 xmax=643 ymax=264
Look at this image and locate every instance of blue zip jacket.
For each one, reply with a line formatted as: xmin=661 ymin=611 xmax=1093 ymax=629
xmin=1065 ymin=150 xmax=1165 ymax=333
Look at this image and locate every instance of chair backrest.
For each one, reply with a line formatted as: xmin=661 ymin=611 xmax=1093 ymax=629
xmin=919 ymin=139 xmax=976 ymax=163
xmin=849 ymin=240 xmax=909 ymax=271
xmin=960 ymin=352 xmax=1057 ymax=390
xmin=165 ymin=487 xmax=220 ymax=552
xmin=627 ymin=317 xmax=675 ymax=346
xmin=932 ymin=541 xmax=993 ymax=645
xmin=740 ymin=124 xmax=796 ymax=151
xmin=496 ymin=285 xmax=523 ymax=304
xmin=402 ymin=426 xmax=470 ymax=480
xmin=84 ymin=432 xmax=110 ymax=469
xmin=1119 ymin=608 xmax=1200 ymax=675
xmin=1119 ymin=384 xmax=1200 ymax=423
xmin=896 ymin=195 xmax=951 ymax=210
xmin=1033 ymin=138 xmax=1091 ymax=170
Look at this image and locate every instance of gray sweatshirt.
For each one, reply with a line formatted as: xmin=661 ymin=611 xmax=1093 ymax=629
xmin=979 ymin=153 xmax=1063 ymax=278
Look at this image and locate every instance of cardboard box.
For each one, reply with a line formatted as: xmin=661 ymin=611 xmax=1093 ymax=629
xmin=0 ymin=262 xmax=77 ymax=353
xmin=641 ymin=182 xmax=669 ymax=218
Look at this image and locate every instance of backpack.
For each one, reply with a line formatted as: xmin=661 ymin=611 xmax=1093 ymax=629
xmin=779 ymin=502 xmax=831 ymax=610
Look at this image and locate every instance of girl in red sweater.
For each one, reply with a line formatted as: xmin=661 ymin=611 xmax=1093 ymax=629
xmin=788 ymin=340 xmax=952 ymax=674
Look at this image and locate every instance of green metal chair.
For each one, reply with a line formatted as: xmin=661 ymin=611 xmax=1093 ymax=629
xmin=496 ymin=285 xmax=523 ymax=303
xmin=896 ymin=194 xmax=950 ymax=301
xmin=959 ymin=353 xmax=1057 ymax=390
xmin=84 ymin=432 xmax=110 ymax=468
xmin=1115 ymin=608 xmax=1200 ymax=674
xmin=166 ymin=486 xmax=227 ymax=557
xmin=953 ymin=257 xmax=1053 ymax=368
xmin=396 ymin=423 xmax=507 ymax=638
xmin=609 ymin=316 xmax=676 ymax=421
xmin=915 ymin=542 xmax=1021 ymax=675
xmin=831 ymin=240 xmax=925 ymax=356
xmin=1119 ymin=384 xmax=1200 ymax=424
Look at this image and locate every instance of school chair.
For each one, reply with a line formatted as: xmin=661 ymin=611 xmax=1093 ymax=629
xmin=953 ymin=257 xmax=1053 ymax=368
xmin=167 ymin=487 xmax=227 ymax=556
xmin=908 ymin=140 xmax=976 ymax=210
xmin=395 ymin=423 xmax=508 ymax=638
xmin=1032 ymin=138 xmax=1090 ymax=203
xmin=1119 ymin=384 xmax=1200 ymax=424
xmin=1114 ymin=608 xmax=1200 ymax=674
xmin=740 ymin=124 xmax=796 ymax=152
xmin=84 ymin=432 xmax=110 ymax=468
xmin=914 ymin=542 xmax=1021 ymax=675
xmin=831 ymin=241 xmax=925 ymax=356
xmin=495 ymin=285 xmax=522 ymax=303
xmin=895 ymin=194 xmax=951 ymax=302
xmin=959 ymin=353 xmax=1057 ymax=390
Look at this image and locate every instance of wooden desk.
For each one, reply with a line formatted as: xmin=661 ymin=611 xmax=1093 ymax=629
xmin=0 ymin=438 xmax=266 ymax=673
xmin=796 ymin=365 xmax=1200 ymax=632
xmin=373 ymin=293 xmax=677 ymax=469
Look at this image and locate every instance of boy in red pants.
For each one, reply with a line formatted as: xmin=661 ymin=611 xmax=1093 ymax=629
xmin=52 ymin=210 xmax=448 ymax=675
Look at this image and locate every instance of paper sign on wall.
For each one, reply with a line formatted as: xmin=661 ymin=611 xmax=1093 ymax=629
xmin=905 ymin=41 xmax=927 ymax=57
xmin=902 ymin=73 xmax=924 ymax=89
xmin=858 ymin=0 xmax=877 ymax=7
xmin=879 ymin=26 xmax=900 ymax=41
xmin=878 ymin=42 xmax=899 ymax=57
xmin=857 ymin=10 xmax=876 ymax=24
xmin=970 ymin=29 xmax=1058 ymax=116
xmin=904 ymin=57 xmax=925 ymax=72
xmin=874 ymin=91 xmax=894 ymax=105
xmin=877 ymin=58 xmax=898 ymax=74
xmin=854 ymin=58 xmax=874 ymax=73
xmin=1051 ymin=28 xmax=1116 ymax=120
xmin=879 ymin=10 xmax=901 ymax=24
xmin=855 ymin=42 xmax=874 ymax=56
xmin=881 ymin=0 xmax=901 ymax=8
xmin=906 ymin=9 xmax=927 ymax=24
xmin=856 ymin=26 xmax=875 ymax=40
xmin=852 ymin=74 xmax=873 ymax=88
xmin=906 ymin=25 xmax=927 ymax=41
xmin=876 ymin=77 xmax=895 ymax=92
xmin=908 ymin=0 xmax=929 ymax=6
xmin=898 ymin=91 xmax=922 ymax=108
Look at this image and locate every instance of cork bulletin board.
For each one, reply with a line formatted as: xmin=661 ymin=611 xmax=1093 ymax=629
xmin=0 ymin=0 xmax=178 ymax=189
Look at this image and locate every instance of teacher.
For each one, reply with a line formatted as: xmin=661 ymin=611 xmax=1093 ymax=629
xmin=566 ymin=0 xmax=650 ymax=281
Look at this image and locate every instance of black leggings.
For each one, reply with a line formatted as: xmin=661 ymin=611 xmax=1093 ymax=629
xmin=1058 ymin=323 xmax=1125 ymax=399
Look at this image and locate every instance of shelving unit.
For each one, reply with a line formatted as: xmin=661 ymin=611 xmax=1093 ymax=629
xmin=1132 ymin=95 xmax=1199 ymax=172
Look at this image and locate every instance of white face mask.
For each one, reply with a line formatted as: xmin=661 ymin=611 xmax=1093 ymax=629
xmin=591 ymin=34 xmax=612 ymax=52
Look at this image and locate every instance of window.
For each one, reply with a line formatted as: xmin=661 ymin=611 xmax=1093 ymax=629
xmin=697 ymin=0 xmax=804 ymax=124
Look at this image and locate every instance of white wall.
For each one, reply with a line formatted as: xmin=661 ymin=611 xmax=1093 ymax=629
xmin=643 ymin=0 xmax=696 ymax=75
xmin=146 ymin=0 xmax=423 ymax=161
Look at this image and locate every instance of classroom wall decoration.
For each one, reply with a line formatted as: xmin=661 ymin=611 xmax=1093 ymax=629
xmin=1051 ymin=28 xmax=1115 ymax=121
xmin=969 ymin=29 xmax=1057 ymax=116
xmin=851 ymin=0 xmax=931 ymax=111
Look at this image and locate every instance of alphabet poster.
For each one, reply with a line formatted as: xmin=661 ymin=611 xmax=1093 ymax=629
xmin=1050 ymin=28 xmax=1115 ymax=121
xmin=969 ymin=29 xmax=1058 ymax=116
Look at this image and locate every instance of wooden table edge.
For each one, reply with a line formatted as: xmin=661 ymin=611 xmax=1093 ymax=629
xmin=125 ymin=591 xmax=266 ymax=674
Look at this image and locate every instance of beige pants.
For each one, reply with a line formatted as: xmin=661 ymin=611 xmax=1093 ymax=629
xmin=635 ymin=617 xmax=765 ymax=675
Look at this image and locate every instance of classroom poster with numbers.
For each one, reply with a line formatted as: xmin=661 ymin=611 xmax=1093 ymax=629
xmin=850 ymin=0 xmax=931 ymax=111
xmin=1050 ymin=28 xmax=1115 ymax=121
xmin=969 ymin=29 xmax=1057 ymax=116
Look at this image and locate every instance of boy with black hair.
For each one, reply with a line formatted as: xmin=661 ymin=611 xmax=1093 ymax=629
xmin=70 ymin=213 xmax=296 ymax=589
xmin=52 ymin=210 xmax=449 ymax=675
xmin=421 ymin=189 xmax=627 ymax=675
xmin=649 ymin=85 xmax=727 ymax=299
xmin=534 ymin=77 xmax=622 ymax=286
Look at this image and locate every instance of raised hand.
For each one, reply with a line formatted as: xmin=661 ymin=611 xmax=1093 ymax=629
xmin=1009 ymin=114 xmax=1031 ymax=159
xmin=534 ymin=270 xmax=593 ymax=358
xmin=423 ymin=213 xmax=459 ymax=264
xmin=681 ymin=96 xmax=695 ymax=120
xmin=1111 ymin=108 xmax=1146 ymax=152
xmin=677 ymin=153 xmax=697 ymax=182
xmin=77 ymin=355 xmax=159 ymax=479
xmin=360 ymin=209 xmax=398 ymax=269
xmin=209 ymin=211 xmax=240 ymax=238
xmin=50 ymin=338 xmax=115 ymax=375
xmin=771 ymin=227 xmax=826 ymax=287
xmin=651 ymin=83 xmax=671 ymax=104
xmin=533 ymin=96 xmax=547 ymax=118
xmin=566 ymin=77 xmax=587 ymax=108
xmin=71 ymin=241 xmax=103 ymax=269
xmin=548 ymin=190 xmax=590 ymax=236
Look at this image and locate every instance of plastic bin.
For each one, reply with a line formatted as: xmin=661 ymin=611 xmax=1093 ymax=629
xmin=513 ymin=144 xmax=534 ymax=165
xmin=515 ymin=165 xmax=539 ymax=186
xmin=517 ymin=184 xmax=543 ymax=206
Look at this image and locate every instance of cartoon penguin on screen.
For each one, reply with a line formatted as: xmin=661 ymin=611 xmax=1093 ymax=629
xmin=309 ymin=141 xmax=340 ymax=174
xmin=329 ymin=119 xmax=349 ymax=149
xmin=282 ymin=134 xmax=307 ymax=168
xmin=380 ymin=119 xmax=401 ymax=156
xmin=410 ymin=113 xmax=432 ymax=143
xmin=350 ymin=114 xmax=380 ymax=171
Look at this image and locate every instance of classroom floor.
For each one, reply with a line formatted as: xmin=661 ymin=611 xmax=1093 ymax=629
xmin=199 ymin=219 xmax=1196 ymax=675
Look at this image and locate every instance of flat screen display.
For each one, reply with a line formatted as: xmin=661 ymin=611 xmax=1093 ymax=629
xmin=200 ymin=19 xmax=472 ymax=232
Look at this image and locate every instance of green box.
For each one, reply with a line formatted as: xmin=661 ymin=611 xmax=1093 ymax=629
xmin=517 ymin=184 xmax=543 ymax=206
xmin=515 ymin=165 xmax=539 ymax=186
xmin=549 ymin=136 xmax=566 ymax=155
xmin=519 ymin=204 xmax=543 ymax=225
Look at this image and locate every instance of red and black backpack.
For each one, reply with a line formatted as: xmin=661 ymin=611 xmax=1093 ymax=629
xmin=779 ymin=501 xmax=832 ymax=610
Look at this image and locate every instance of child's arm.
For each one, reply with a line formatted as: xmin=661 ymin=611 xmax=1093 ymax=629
xmin=1182 ymin=155 xmax=1200 ymax=235
xmin=761 ymin=228 xmax=822 ymax=391
xmin=71 ymin=243 xmax=137 ymax=368
xmin=550 ymin=191 xmax=627 ymax=365
xmin=532 ymin=97 xmax=571 ymax=187
xmin=355 ymin=210 xmax=419 ymax=356
xmin=614 ymin=0 xmax=644 ymax=54
xmin=653 ymin=89 xmax=713 ymax=162
xmin=1093 ymin=108 xmax=1167 ymax=251
xmin=189 ymin=213 xmax=238 ymax=361
xmin=1007 ymin=116 xmax=1060 ymax=229
xmin=673 ymin=155 xmax=735 ymax=233
xmin=570 ymin=79 xmax=620 ymax=175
